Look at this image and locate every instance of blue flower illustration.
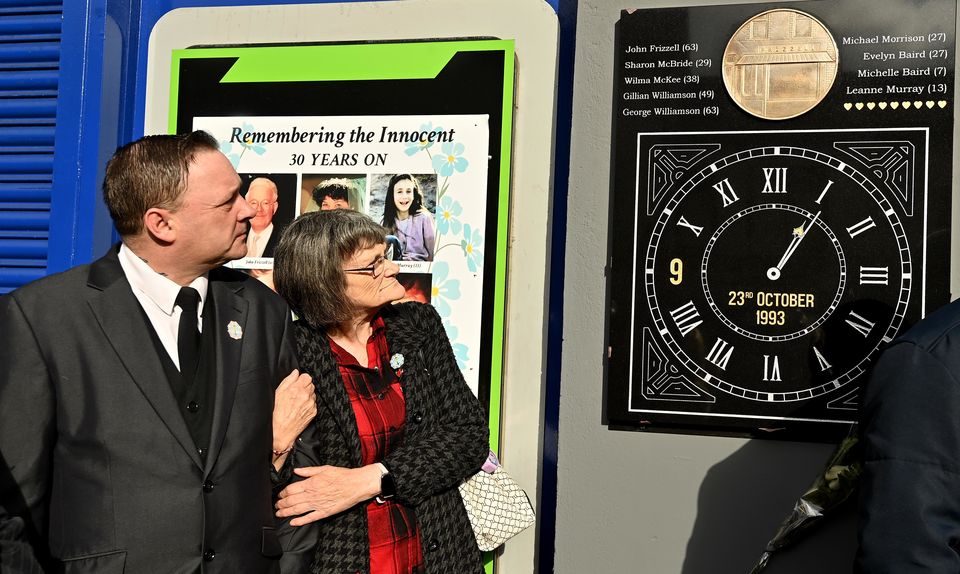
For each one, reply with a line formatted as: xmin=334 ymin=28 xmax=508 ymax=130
xmin=436 ymin=196 xmax=463 ymax=235
xmin=405 ymin=122 xmax=444 ymax=156
xmin=219 ymin=142 xmax=243 ymax=168
xmin=442 ymin=318 xmax=470 ymax=371
xmin=432 ymin=142 xmax=469 ymax=177
xmin=219 ymin=122 xmax=266 ymax=168
xmin=429 ymin=261 xmax=461 ymax=317
xmin=450 ymin=342 xmax=469 ymax=371
xmin=460 ymin=225 xmax=484 ymax=273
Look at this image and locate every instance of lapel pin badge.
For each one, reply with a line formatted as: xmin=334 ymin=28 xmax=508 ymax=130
xmin=390 ymin=353 xmax=405 ymax=377
xmin=227 ymin=320 xmax=243 ymax=340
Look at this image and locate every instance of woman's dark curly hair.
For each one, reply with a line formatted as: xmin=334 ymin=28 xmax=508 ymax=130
xmin=381 ymin=173 xmax=423 ymax=233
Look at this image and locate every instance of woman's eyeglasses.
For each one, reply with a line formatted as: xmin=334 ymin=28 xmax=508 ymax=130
xmin=344 ymin=255 xmax=386 ymax=278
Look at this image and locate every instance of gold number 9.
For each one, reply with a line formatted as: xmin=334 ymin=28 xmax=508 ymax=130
xmin=669 ymin=258 xmax=683 ymax=285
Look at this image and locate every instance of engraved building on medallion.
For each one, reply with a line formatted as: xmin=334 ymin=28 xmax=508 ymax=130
xmin=722 ymin=9 xmax=838 ymax=120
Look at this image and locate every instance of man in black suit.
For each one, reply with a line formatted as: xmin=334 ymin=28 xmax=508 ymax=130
xmin=0 ymin=132 xmax=302 ymax=573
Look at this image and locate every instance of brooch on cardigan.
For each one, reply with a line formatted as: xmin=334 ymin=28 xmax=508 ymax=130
xmin=390 ymin=353 xmax=405 ymax=377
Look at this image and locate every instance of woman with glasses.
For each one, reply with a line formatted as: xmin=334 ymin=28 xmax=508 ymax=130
xmin=381 ymin=174 xmax=436 ymax=261
xmin=272 ymin=209 xmax=488 ymax=574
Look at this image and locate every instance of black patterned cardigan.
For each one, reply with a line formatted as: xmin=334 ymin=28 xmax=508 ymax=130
xmin=277 ymin=302 xmax=489 ymax=574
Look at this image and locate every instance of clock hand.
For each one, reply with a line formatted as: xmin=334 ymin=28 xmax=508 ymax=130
xmin=775 ymin=232 xmax=804 ymax=269
xmin=767 ymin=211 xmax=821 ymax=280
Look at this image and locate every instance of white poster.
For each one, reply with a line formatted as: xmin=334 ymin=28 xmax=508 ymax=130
xmin=196 ymin=114 xmax=490 ymax=393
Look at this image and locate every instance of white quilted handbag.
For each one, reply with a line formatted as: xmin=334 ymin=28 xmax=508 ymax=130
xmin=458 ymin=450 xmax=536 ymax=551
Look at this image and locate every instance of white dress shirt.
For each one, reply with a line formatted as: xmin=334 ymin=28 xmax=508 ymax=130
xmin=118 ymin=244 xmax=208 ymax=371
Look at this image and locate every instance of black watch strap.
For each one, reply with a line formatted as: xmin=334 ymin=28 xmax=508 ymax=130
xmin=378 ymin=469 xmax=397 ymax=502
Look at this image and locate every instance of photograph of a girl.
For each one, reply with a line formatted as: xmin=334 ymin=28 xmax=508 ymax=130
xmin=380 ymin=173 xmax=436 ymax=261
xmin=300 ymin=174 xmax=366 ymax=214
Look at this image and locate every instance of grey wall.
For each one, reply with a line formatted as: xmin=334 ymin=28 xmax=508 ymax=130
xmin=557 ymin=0 xmax=881 ymax=572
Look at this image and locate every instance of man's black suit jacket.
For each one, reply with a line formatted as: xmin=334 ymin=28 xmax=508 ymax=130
xmin=0 ymin=504 xmax=42 ymax=574
xmin=0 ymin=247 xmax=297 ymax=574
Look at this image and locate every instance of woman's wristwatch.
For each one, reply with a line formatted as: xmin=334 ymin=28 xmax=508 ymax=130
xmin=376 ymin=464 xmax=396 ymax=504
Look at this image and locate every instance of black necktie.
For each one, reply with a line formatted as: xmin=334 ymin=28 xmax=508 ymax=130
xmin=175 ymin=287 xmax=201 ymax=385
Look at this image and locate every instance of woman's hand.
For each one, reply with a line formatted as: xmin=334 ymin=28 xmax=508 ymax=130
xmin=275 ymin=465 xmax=382 ymax=526
xmin=272 ymin=369 xmax=315 ymax=468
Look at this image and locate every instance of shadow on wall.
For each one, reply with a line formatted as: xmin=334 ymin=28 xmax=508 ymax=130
xmin=681 ymin=439 xmax=857 ymax=574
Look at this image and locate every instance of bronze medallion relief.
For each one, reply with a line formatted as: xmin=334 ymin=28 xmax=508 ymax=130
xmin=722 ymin=9 xmax=838 ymax=120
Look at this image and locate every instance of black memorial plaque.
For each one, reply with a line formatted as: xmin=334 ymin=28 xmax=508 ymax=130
xmin=605 ymin=0 xmax=956 ymax=439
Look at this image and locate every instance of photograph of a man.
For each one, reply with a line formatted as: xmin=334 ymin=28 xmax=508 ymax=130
xmin=245 ymin=176 xmax=280 ymax=258
xmin=238 ymin=173 xmax=296 ymax=265
xmin=0 ymin=131 xmax=310 ymax=573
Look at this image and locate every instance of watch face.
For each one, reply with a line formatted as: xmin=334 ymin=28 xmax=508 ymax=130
xmin=646 ymin=143 xmax=910 ymax=402
xmin=380 ymin=471 xmax=397 ymax=498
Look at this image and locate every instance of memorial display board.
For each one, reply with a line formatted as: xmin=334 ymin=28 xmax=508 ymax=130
xmin=169 ymin=40 xmax=515 ymax=433
xmin=606 ymin=0 xmax=956 ymax=438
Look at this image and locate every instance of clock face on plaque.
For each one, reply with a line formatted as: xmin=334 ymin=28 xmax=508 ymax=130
xmin=645 ymin=143 xmax=911 ymax=403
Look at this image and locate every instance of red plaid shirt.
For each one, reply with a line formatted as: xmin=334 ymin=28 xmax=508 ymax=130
xmin=329 ymin=317 xmax=425 ymax=574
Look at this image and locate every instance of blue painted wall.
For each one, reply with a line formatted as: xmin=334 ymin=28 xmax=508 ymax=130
xmin=51 ymin=0 xmax=386 ymax=270
xmin=50 ymin=4 xmax=571 ymax=573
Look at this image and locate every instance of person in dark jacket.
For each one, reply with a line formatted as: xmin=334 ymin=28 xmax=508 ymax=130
xmin=272 ymin=209 xmax=488 ymax=574
xmin=857 ymin=298 xmax=960 ymax=572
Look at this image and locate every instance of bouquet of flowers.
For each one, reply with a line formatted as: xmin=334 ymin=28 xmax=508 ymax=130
xmin=750 ymin=424 xmax=862 ymax=573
